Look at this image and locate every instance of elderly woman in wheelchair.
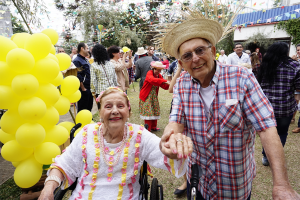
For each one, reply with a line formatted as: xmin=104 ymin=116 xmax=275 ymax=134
xmin=39 ymin=87 xmax=192 ymax=200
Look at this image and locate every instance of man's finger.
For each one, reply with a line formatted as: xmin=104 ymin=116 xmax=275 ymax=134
xmin=161 ymin=129 xmax=174 ymax=143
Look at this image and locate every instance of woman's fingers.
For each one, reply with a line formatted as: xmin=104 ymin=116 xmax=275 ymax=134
xmin=182 ymin=136 xmax=189 ymax=158
xmin=174 ymin=133 xmax=183 ymax=158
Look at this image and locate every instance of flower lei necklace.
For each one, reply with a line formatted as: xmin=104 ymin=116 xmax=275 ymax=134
xmin=99 ymin=124 xmax=128 ymax=167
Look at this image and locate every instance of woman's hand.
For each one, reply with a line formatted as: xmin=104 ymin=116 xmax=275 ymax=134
xmin=292 ymin=55 xmax=298 ymax=61
xmin=160 ymin=129 xmax=193 ymax=160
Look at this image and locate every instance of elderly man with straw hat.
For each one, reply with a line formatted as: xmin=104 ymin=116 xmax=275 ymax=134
xmin=157 ymin=3 xmax=300 ymax=200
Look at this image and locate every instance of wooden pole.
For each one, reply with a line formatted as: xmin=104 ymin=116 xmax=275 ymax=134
xmin=11 ymin=0 xmax=33 ymax=34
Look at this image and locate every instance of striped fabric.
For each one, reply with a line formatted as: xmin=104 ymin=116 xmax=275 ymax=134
xmin=170 ymin=63 xmax=276 ymax=200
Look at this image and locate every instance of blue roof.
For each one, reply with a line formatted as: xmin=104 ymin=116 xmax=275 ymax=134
xmin=232 ymin=4 xmax=300 ymax=27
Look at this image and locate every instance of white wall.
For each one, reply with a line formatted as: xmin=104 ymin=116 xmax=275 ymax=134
xmin=234 ymin=24 xmax=296 ymax=56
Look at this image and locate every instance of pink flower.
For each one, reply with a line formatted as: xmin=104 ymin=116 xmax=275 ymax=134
xmin=134 ymin=163 xmax=139 ymax=168
xmin=95 ymin=156 xmax=100 ymax=162
xmin=136 ymin=136 xmax=141 ymax=143
xmin=82 ymin=153 xmax=87 ymax=158
xmin=129 ymin=131 xmax=134 ymax=136
xmin=104 ymin=147 xmax=109 ymax=153
xmin=139 ymin=126 xmax=144 ymax=130
xmin=108 ymin=167 xmax=113 ymax=172
xmin=83 ymin=126 xmax=88 ymax=131
xmin=107 ymin=177 xmax=112 ymax=182
xmin=116 ymin=147 xmax=119 ymax=152
xmin=93 ymin=131 xmax=97 ymax=135
xmin=123 ymin=157 xmax=128 ymax=162
xmin=109 ymin=156 xmax=114 ymax=162
xmin=125 ymin=142 xmax=130 ymax=147
xmin=131 ymin=177 xmax=136 ymax=183
xmin=121 ymin=182 xmax=126 ymax=186
xmin=95 ymin=143 xmax=100 ymax=148
xmin=93 ymin=168 xmax=98 ymax=173
xmin=90 ymin=184 xmax=96 ymax=188
xmin=83 ymin=139 xmax=87 ymax=144
xmin=122 ymin=168 xmax=126 ymax=174
xmin=62 ymin=149 xmax=66 ymax=153
xmin=128 ymin=123 xmax=132 ymax=126
xmin=135 ymin=151 xmax=139 ymax=156
xmin=97 ymin=122 xmax=101 ymax=125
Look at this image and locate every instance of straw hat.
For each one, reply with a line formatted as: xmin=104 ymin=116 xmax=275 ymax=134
xmin=152 ymin=0 xmax=244 ymax=58
xmin=135 ymin=47 xmax=147 ymax=55
xmin=151 ymin=61 xmax=166 ymax=69
xmin=163 ymin=19 xmax=223 ymax=58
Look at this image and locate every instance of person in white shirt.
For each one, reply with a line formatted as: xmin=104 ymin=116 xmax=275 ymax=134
xmin=226 ymin=43 xmax=251 ymax=65
xmin=218 ymin=50 xmax=227 ymax=64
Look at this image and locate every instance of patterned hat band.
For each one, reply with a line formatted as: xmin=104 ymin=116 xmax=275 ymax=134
xmin=96 ymin=87 xmax=131 ymax=109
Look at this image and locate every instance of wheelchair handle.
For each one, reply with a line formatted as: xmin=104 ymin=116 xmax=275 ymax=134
xmin=70 ymin=123 xmax=82 ymax=143
xmin=190 ymin=164 xmax=200 ymax=200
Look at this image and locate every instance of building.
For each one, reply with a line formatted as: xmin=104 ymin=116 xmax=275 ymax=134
xmin=232 ymin=3 xmax=300 ymax=56
xmin=0 ymin=3 xmax=13 ymax=38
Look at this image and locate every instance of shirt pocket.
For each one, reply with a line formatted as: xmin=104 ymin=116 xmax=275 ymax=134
xmin=219 ymin=102 xmax=244 ymax=132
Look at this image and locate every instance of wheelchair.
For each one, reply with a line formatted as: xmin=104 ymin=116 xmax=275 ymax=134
xmin=53 ymin=123 xmax=163 ymax=200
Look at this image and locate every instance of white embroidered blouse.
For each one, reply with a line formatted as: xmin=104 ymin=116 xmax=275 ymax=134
xmin=49 ymin=123 xmax=186 ymax=200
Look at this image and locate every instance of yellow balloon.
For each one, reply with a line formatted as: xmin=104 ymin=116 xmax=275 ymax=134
xmin=35 ymin=83 xmax=60 ymax=107
xmin=12 ymin=161 xmax=20 ymax=167
xmin=38 ymin=106 xmax=59 ymax=129
xmin=50 ymin=45 xmax=56 ymax=55
xmin=0 ymin=110 xmax=24 ymax=134
xmin=0 ymin=129 xmax=15 ymax=144
xmin=56 ymin=53 xmax=71 ymax=71
xmin=61 ymin=75 xmax=80 ymax=96
xmin=25 ymin=33 xmax=52 ymax=61
xmin=53 ymin=95 xmax=70 ymax=115
xmin=42 ymin=29 xmax=59 ymax=45
xmin=0 ymin=86 xmax=16 ymax=110
xmin=0 ymin=61 xmax=17 ymax=86
xmin=46 ymin=53 xmax=59 ymax=63
xmin=0 ymin=35 xmax=18 ymax=61
xmin=18 ymin=97 xmax=47 ymax=122
xmin=44 ymin=125 xmax=69 ymax=146
xmin=16 ymin=123 xmax=46 ymax=148
xmin=34 ymin=142 xmax=61 ymax=164
xmin=76 ymin=110 xmax=93 ymax=126
xmin=6 ymin=48 xmax=35 ymax=74
xmin=14 ymin=155 xmax=42 ymax=188
xmin=31 ymin=58 xmax=59 ymax=83
xmin=66 ymin=90 xmax=81 ymax=103
xmin=50 ymin=72 xmax=63 ymax=87
xmin=12 ymin=33 xmax=31 ymax=48
xmin=58 ymin=121 xmax=75 ymax=133
xmin=74 ymin=127 xmax=82 ymax=137
xmin=1 ymin=140 xmax=33 ymax=162
xmin=11 ymin=33 xmax=18 ymax=40
xmin=11 ymin=74 xmax=39 ymax=98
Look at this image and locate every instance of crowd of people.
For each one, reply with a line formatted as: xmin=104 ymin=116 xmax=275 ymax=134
xmin=39 ymin=20 xmax=300 ymax=199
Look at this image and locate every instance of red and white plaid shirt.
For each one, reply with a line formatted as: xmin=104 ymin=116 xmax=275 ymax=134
xmin=170 ymin=63 xmax=276 ymax=200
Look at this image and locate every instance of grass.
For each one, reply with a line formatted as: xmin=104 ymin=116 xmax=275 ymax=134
xmin=1 ymin=81 xmax=300 ymax=199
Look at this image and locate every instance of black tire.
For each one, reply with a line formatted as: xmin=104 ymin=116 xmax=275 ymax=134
xmin=150 ymin=178 xmax=159 ymax=200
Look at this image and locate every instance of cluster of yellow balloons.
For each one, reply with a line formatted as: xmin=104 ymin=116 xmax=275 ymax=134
xmin=0 ymin=29 xmax=83 ymax=188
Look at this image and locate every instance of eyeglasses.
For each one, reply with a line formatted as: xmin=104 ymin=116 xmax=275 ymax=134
xmin=58 ymin=51 xmax=65 ymax=53
xmin=180 ymin=46 xmax=211 ymax=62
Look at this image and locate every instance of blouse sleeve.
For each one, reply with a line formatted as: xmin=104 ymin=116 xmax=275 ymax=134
xmin=90 ymin=63 xmax=97 ymax=93
xmin=145 ymin=71 xmax=168 ymax=87
xmin=48 ymin=127 xmax=86 ymax=189
xmin=112 ymin=60 xmax=125 ymax=72
xmin=140 ymin=127 xmax=187 ymax=178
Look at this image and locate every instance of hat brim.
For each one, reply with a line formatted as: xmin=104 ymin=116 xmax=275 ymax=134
xmin=163 ymin=19 xmax=223 ymax=58
xmin=151 ymin=65 xmax=166 ymax=69
xmin=135 ymin=50 xmax=148 ymax=55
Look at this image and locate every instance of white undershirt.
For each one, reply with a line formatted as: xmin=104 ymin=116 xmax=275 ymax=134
xmin=199 ymin=85 xmax=214 ymax=117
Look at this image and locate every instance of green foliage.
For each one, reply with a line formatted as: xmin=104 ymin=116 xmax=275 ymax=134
xmin=216 ymin=32 xmax=234 ymax=54
xmin=59 ymin=38 xmax=80 ymax=54
xmin=276 ymin=19 xmax=300 ymax=46
xmin=11 ymin=14 xmax=27 ymax=34
xmin=243 ymin=30 xmax=274 ymax=49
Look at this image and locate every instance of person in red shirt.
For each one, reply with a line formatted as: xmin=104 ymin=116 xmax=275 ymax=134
xmin=139 ymin=61 xmax=169 ymax=131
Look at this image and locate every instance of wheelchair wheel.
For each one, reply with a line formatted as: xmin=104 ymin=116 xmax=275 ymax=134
xmin=150 ymin=178 xmax=159 ymax=200
xmin=54 ymin=188 xmax=67 ymax=200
